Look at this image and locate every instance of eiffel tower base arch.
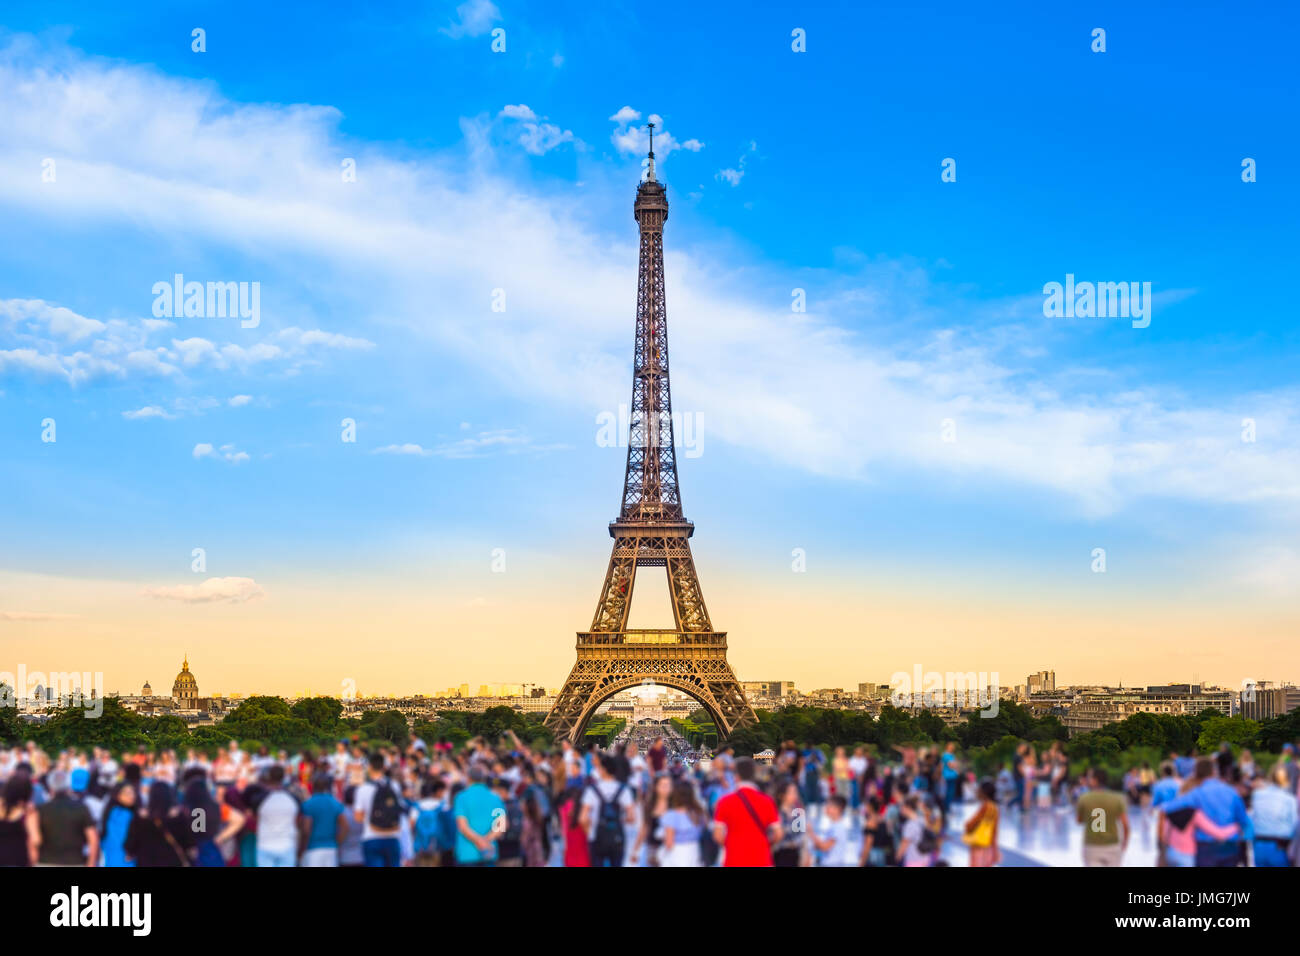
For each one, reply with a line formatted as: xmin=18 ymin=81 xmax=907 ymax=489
xmin=545 ymin=632 xmax=756 ymax=744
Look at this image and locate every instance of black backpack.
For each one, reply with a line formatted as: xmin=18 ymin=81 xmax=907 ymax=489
xmin=589 ymin=783 xmax=626 ymax=858
xmin=498 ymin=797 xmax=524 ymax=856
xmin=698 ymin=816 xmax=720 ymax=866
xmin=368 ymin=777 xmax=401 ymax=830
xmin=916 ymin=824 xmax=939 ymax=855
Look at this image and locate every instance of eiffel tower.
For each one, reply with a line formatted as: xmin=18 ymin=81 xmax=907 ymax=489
xmin=545 ymin=125 xmax=757 ymax=744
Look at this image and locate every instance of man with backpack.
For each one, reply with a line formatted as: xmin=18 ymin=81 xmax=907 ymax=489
xmin=490 ymin=776 xmax=525 ymax=866
xmin=411 ymin=777 xmax=447 ymax=866
xmin=580 ymin=753 xmax=636 ymax=867
xmin=352 ymin=753 xmax=403 ymax=867
xmin=452 ymin=764 xmax=505 ymax=866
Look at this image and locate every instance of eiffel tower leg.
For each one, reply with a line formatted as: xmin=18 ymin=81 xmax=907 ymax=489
xmin=705 ymin=662 xmax=759 ymax=735
xmin=664 ymin=540 xmax=711 ymax=633
xmin=590 ymin=537 xmax=638 ymax=633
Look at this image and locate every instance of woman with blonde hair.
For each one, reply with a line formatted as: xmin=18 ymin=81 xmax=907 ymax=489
xmin=963 ymin=779 xmax=1001 ymax=867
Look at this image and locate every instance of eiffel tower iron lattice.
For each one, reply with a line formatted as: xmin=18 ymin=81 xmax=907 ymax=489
xmin=545 ymin=126 xmax=757 ymax=743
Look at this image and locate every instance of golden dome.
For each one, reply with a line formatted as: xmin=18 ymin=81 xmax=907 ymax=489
xmin=172 ymin=655 xmax=199 ymax=701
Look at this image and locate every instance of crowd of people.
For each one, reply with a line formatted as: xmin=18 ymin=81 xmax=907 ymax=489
xmin=0 ymin=732 xmax=1296 ymax=867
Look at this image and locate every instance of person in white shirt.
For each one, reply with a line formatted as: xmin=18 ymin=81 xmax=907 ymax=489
xmin=255 ymin=765 xmax=300 ymax=867
xmin=811 ymin=796 xmax=858 ymax=866
xmin=847 ymin=747 xmax=868 ymax=808
xmin=580 ymin=754 xmax=636 ymax=867
xmin=352 ymin=753 xmax=403 ymax=867
xmin=331 ymin=742 xmax=349 ymax=783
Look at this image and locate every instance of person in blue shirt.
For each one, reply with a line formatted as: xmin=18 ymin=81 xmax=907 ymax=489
xmin=98 ymin=782 xmax=138 ymax=867
xmin=940 ymin=742 xmax=961 ymax=813
xmin=1249 ymin=766 xmax=1298 ymax=868
xmin=1151 ymin=762 xmax=1180 ymax=807
xmin=452 ymin=765 xmax=505 ymax=866
xmin=299 ymin=773 xmax=347 ymax=867
xmin=1157 ymin=757 xmax=1251 ymax=867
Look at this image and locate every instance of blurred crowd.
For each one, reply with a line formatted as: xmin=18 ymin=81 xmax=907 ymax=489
xmin=0 ymin=732 xmax=1295 ymax=867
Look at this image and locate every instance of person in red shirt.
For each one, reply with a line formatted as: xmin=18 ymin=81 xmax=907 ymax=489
xmin=647 ymin=738 xmax=667 ymax=774
xmin=712 ymin=757 xmax=781 ymax=866
xmin=560 ymin=788 xmax=591 ymax=867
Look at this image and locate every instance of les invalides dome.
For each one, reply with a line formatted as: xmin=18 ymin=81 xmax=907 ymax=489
xmin=171 ymin=655 xmax=199 ymax=707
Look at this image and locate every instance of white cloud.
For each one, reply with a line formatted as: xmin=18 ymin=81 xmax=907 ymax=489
xmin=172 ymin=337 xmax=218 ymax=366
xmin=373 ymin=443 xmax=433 ymax=456
xmin=277 ymin=327 xmax=374 ymax=350
xmin=430 ymin=428 xmax=565 ymax=459
xmin=0 ymin=348 xmax=74 ymax=379
xmin=0 ymin=303 xmax=368 ymax=385
xmin=123 ymin=405 xmax=175 ymax=420
xmin=193 ymin=441 xmax=249 ymax=463
xmin=517 ymin=122 xmax=575 ymax=156
xmin=218 ymin=342 xmax=283 ymax=366
xmin=609 ymin=108 xmax=702 ymax=168
xmin=3 ymin=43 xmax=1297 ymax=518
xmin=0 ymin=298 xmax=105 ymax=341
xmin=499 ymin=104 xmax=576 ymax=155
xmin=440 ymin=0 xmax=500 ymax=38
xmin=141 ymin=576 xmax=264 ymax=603
xmin=0 ymin=299 xmax=177 ymax=383
xmin=228 ymin=394 xmax=252 ymax=406
xmin=716 ymin=140 xmax=757 ymax=187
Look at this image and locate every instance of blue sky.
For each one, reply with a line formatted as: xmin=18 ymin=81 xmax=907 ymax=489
xmin=1 ymin=1 xmax=1298 ymax=694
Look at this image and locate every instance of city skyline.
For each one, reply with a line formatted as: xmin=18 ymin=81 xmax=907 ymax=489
xmin=23 ymin=650 xmax=1290 ymax=704
xmin=3 ymin=2 xmax=1299 ymax=700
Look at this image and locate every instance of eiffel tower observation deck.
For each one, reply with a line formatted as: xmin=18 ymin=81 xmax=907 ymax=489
xmin=545 ymin=125 xmax=758 ymax=743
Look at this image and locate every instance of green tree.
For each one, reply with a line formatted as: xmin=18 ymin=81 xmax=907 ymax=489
xmin=915 ymin=710 xmax=951 ymax=743
xmin=1257 ymin=709 xmax=1300 ymax=751
xmin=142 ymin=714 xmax=193 ymax=750
xmin=1196 ymin=715 xmax=1258 ymax=752
xmin=0 ymin=683 xmax=23 ymax=747
xmin=38 ymin=697 xmax=147 ymax=752
xmin=189 ymin=725 xmax=235 ymax=753
xmin=224 ymin=696 xmax=292 ymax=722
xmin=467 ymin=705 xmax=530 ymax=740
xmin=291 ymin=696 xmax=344 ymax=730
xmin=359 ymin=709 xmax=409 ymax=744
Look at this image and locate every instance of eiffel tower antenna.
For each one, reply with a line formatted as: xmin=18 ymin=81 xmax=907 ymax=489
xmin=545 ymin=155 xmax=757 ymax=744
xmin=646 ymin=121 xmax=656 ymax=181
